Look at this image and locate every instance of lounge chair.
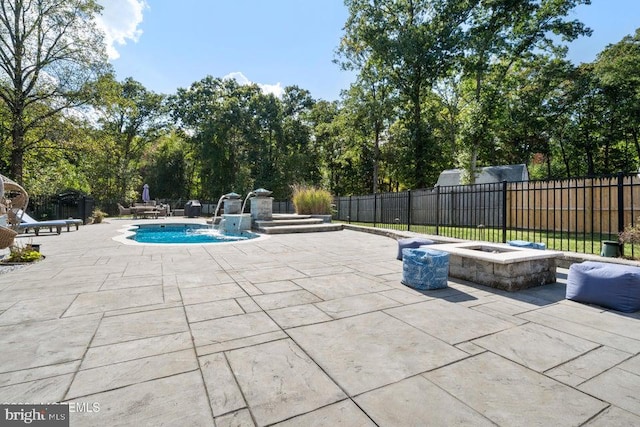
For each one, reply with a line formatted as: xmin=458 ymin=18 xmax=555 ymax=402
xmin=0 ymin=224 xmax=17 ymax=248
xmin=118 ymin=203 xmax=132 ymax=216
xmin=157 ymin=204 xmax=171 ymax=218
xmin=16 ymin=219 xmax=67 ymax=235
xmin=15 ymin=210 xmax=82 ymax=235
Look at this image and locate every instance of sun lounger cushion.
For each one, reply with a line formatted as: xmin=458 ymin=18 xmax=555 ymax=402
xmin=507 ymin=240 xmax=546 ymax=250
xmin=15 ymin=209 xmax=82 ymax=232
xmin=566 ymin=261 xmax=640 ymax=312
xmin=17 ymin=220 xmax=66 ymax=235
xmin=402 ymin=248 xmax=449 ymax=290
xmin=397 ymin=237 xmax=435 ymax=260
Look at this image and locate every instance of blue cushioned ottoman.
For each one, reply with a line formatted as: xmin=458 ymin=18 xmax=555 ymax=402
xmin=507 ymin=240 xmax=546 ymax=250
xmin=566 ymin=261 xmax=640 ymax=312
xmin=402 ymin=248 xmax=449 ymax=290
xmin=397 ymin=237 xmax=435 ymax=260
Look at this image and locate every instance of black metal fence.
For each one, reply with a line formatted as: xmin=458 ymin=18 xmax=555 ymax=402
xmin=334 ymin=173 xmax=640 ymax=257
xmin=28 ymin=192 xmax=95 ymax=224
xmin=272 ymin=200 xmax=295 ymax=214
xmin=101 ymin=198 xmax=295 ymax=217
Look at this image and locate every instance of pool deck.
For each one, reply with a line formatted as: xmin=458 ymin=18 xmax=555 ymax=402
xmin=0 ymin=218 xmax=639 ymax=426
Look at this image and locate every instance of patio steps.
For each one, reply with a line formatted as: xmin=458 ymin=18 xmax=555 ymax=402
xmin=255 ymin=214 xmax=343 ymax=234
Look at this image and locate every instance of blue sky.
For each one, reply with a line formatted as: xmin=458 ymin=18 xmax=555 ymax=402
xmin=100 ymin=0 xmax=640 ymax=101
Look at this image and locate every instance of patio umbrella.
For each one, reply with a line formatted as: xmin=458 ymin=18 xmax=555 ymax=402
xmin=142 ymin=184 xmax=150 ymax=203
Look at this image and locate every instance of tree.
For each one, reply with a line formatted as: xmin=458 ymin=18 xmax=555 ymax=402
xmin=496 ymin=57 xmax=575 ymax=174
xmin=0 ymin=0 xmax=109 ymax=183
xmin=456 ymin=0 xmax=591 ymax=182
xmin=170 ymin=77 xmax=322 ymax=199
xmin=342 ymin=65 xmax=396 ymax=193
xmin=140 ymin=132 xmax=190 ymax=201
xmin=95 ymin=75 xmax=166 ymax=202
xmin=339 ymin=0 xmax=474 ymax=188
xmin=594 ymin=28 xmax=640 ymax=168
xmin=309 ymin=99 xmax=364 ymax=195
xmin=566 ymin=64 xmax=603 ymax=176
xmin=280 ymin=86 xmax=322 ymax=191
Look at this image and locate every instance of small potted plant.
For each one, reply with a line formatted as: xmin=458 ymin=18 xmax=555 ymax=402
xmin=3 ymin=242 xmax=42 ymax=263
xmin=90 ymin=208 xmax=108 ymax=224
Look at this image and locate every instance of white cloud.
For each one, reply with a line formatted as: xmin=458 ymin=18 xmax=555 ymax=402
xmin=223 ymin=71 xmax=284 ymax=98
xmin=224 ymin=71 xmax=251 ymax=86
xmin=95 ymin=0 xmax=147 ymax=60
xmin=259 ymin=82 xmax=285 ymax=97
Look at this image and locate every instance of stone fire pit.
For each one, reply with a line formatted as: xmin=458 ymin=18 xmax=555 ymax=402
xmin=431 ymin=242 xmax=561 ymax=292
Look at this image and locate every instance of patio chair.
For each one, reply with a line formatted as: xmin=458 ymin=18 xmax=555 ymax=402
xmin=1 ymin=175 xmax=28 ymax=227
xmin=157 ymin=203 xmax=171 ymax=218
xmin=0 ymin=224 xmax=17 ymax=249
xmin=118 ymin=203 xmax=132 ymax=216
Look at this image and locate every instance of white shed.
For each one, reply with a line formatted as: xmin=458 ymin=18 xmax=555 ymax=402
xmin=436 ymin=164 xmax=529 ymax=186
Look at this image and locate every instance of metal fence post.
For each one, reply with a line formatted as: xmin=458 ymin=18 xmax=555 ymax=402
xmin=373 ymin=193 xmax=377 ymax=228
xmin=618 ymin=172 xmax=625 ymax=234
xmin=502 ymin=180 xmax=508 ymax=243
xmin=348 ymin=196 xmax=352 ymax=224
xmin=407 ymin=190 xmax=411 ymax=232
xmin=617 ymin=172 xmax=625 ymax=257
xmin=435 ymin=185 xmax=440 ymax=235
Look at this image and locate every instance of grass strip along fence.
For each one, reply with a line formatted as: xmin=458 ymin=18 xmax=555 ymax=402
xmin=341 ymin=221 xmax=640 ymax=258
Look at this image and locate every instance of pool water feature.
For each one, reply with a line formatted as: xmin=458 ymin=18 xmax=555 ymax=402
xmin=126 ymin=223 xmax=260 ymax=244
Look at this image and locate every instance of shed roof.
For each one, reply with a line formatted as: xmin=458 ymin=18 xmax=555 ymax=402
xmin=436 ymin=164 xmax=529 ymax=186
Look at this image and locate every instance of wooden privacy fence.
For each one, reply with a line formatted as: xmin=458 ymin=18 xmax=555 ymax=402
xmin=508 ymin=174 xmax=640 ymax=234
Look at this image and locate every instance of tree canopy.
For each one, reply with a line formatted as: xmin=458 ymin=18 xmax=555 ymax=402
xmin=2 ymin=0 xmax=640 ymax=212
xmin=0 ymin=0 xmax=109 ymax=183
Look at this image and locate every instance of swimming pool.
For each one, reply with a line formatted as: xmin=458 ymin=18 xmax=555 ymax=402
xmin=124 ymin=223 xmax=260 ymax=244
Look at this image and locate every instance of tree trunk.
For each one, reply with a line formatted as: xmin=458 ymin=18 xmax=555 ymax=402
xmin=411 ymin=76 xmax=427 ymax=189
xmin=10 ymin=113 xmax=25 ymax=184
xmin=10 ymin=146 xmax=23 ymax=185
xmin=560 ymin=142 xmax=571 ymax=177
xmin=631 ymin=128 xmax=640 ymax=162
xmin=372 ymin=122 xmax=381 ymax=194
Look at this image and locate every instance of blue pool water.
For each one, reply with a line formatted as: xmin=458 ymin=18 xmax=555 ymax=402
xmin=128 ymin=224 xmax=259 ymax=244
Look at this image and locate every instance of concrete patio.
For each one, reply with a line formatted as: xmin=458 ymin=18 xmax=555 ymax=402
xmin=0 ymin=219 xmax=639 ymax=426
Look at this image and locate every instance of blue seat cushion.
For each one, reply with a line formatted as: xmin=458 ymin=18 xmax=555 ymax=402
xmin=507 ymin=240 xmax=546 ymax=250
xmin=402 ymin=248 xmax=449 ymax=290
xmin=566 ymin=261 xmax=640 ymax=312
xmin=397 ymin=237 xmax=435 ymax=260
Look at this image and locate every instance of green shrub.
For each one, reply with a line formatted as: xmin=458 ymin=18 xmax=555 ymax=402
xmin=291 ymin=184 xmax=333 ymax=215
xmin=620 ymin=219 xmax=640 ymax=244
xmin=7 ymin=243 xmax=42 ymax=263
xmin=90 ymin=208 xmax=108 ymax=224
